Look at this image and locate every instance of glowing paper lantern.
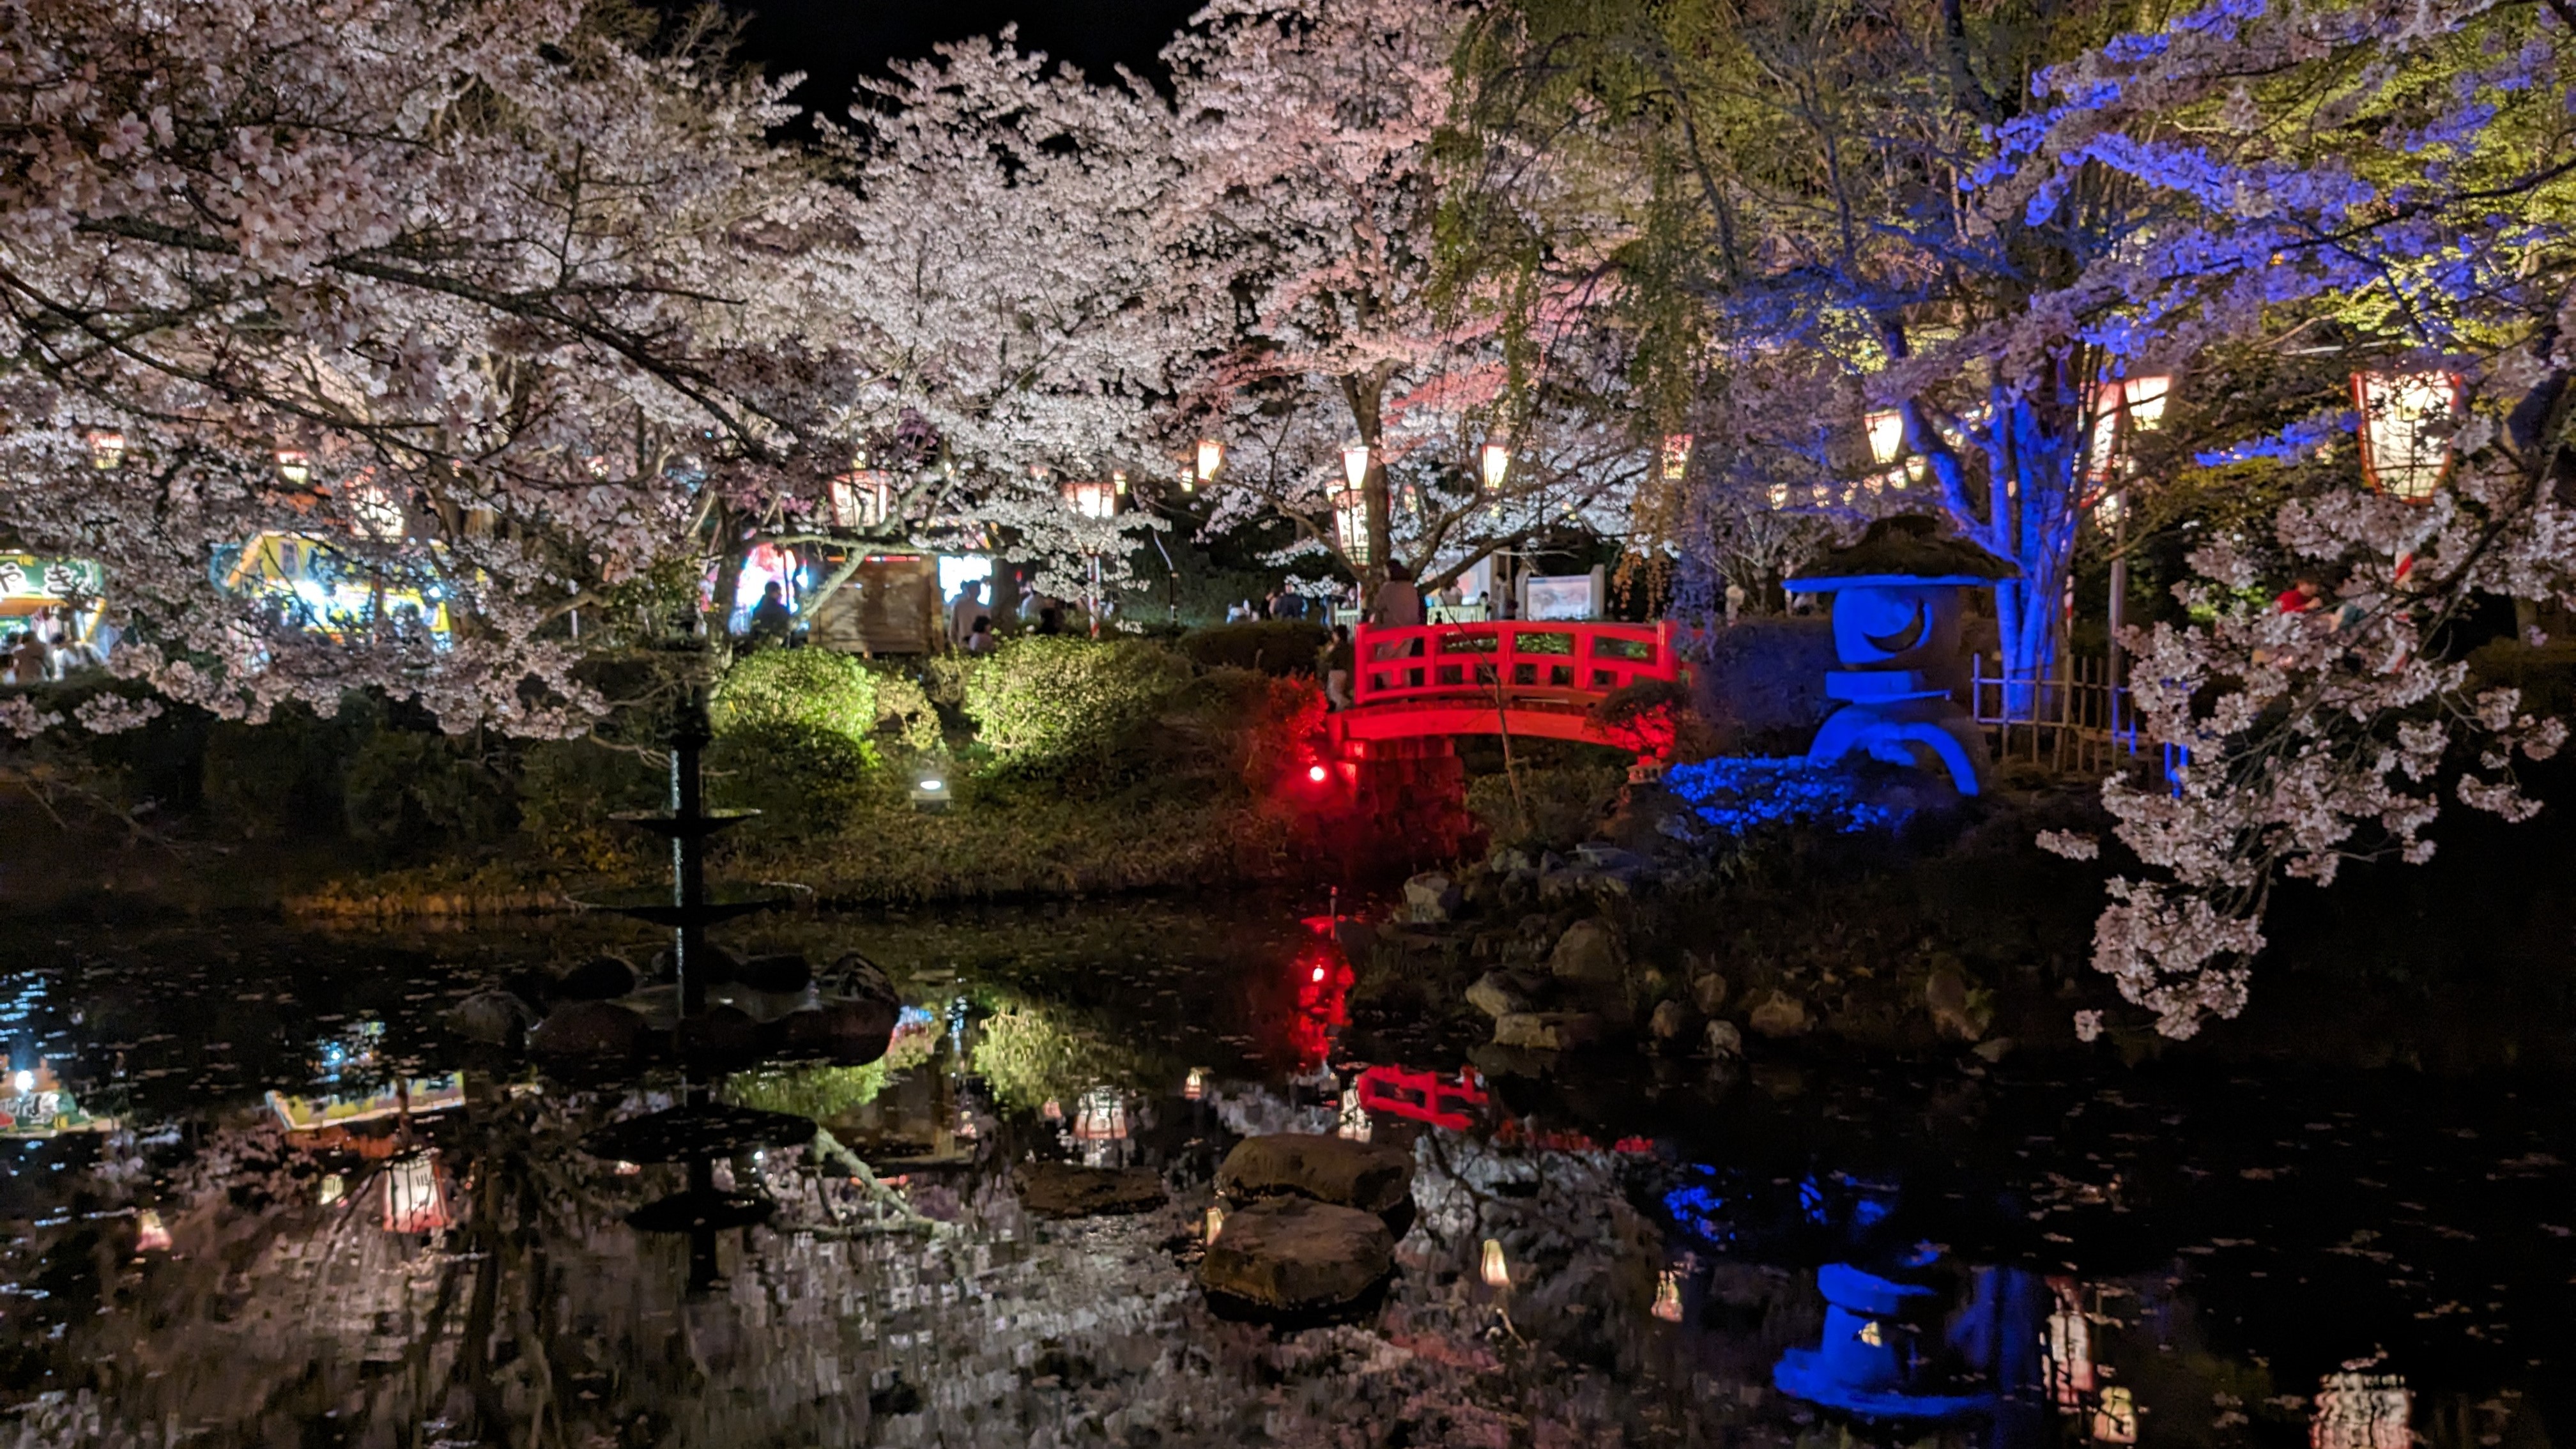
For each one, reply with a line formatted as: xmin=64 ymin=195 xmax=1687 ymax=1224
xmin=1651 ymin=1268 xmax=1684 ymax=1322
xmin=1184 ymin=1068 xmax=1207 ymax=1101
xmin=1061 ymin=478 xmax=1117 ymax=520
xmin=2353 ymin=370 xmax=2465 ymax=503
xmin=1480 ymin=442 xmax=1510 ymax=494
xmin=1864 ymin=410 xmax=1905 ymax=468
xmin=1480 ymin=1239 xmax=1511 ymax=1288
xmin=1195 ymin=438 xmax=1225 ymax=482
xmin=1071 ymin=1087 xmax=1128 ymax=1142
xmin=87 ymin=431 xmax=125 ymax=470
xmin=830 ymin=470 xmax=894 ymax=528
xmin=1659 ymin=433 xmax=1694 ymax=482
xmin=135 ymin=1208 xmax=172 ymax=1253
xmin=275 ymin=449 xmax=312 ymax=486
xmin=1331 ymin=473 xmax=1372 ymax=565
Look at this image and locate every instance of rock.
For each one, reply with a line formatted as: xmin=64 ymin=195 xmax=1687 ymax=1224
xmin=825 ymin=951 xmax=898 ymax=1008
xmin=447 ymin=990 xmax=535 ymax=1046
xmin=1747 ymin=989 xmax=1813 ymax=1039
xmin=528 ymin=1000 xmax=650 ymax=1061
xmin=677 ymin=1004 xmax=763 ymax=1061
xmin=1925 ymin=967 xmax=1989 ymax=1041
xmin=1547 ymin=919 xmax=1625 ymax=985
xmin=1690 ymin=972 xmax=1731 ymax=1016
xmin=1492 ymin=1011 xmax=1605 ymax=1052
xmin=1649 ymin=999 xmax=1694 ymax=1043
xmin=1489 ymin=845 xmax=1537 ymax=879
xmin=650 ymin=944 xmax=744 ymax=985
xmin=1466 ymin=971 xmax=1537 ymax=1019
xmin=1402 ymin=871 xmax=1463 ymax=924
xmin=737 ymin=953 xmax=813 ymax=993
xmin=1704 ymin=1018 xmax=1744 ymax=1057
xmin=1574 ymin=842 xmax=1648 ymax=871
xmin=772 ymin=999 xmax=896 ymax=1064
xmin=554 ymin=954 xmax=638 ymax=1002
xmin=1016 ymin=1162 xmax=1169 ymax=1218
xmin=1199 ymin=1196 xmax=1393 ymax=1314
xmin=1216 ymin=1133 xmax=1414 ymax=1215
xmin=1971 ymin=1036 xmax=2015 ymax=1064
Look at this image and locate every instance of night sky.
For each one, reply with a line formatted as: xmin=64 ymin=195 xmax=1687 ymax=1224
xmin=694 ymin=0 xmax=1211 ymax=119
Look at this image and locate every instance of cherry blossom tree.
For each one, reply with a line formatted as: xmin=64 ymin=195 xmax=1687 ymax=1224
xmin=0 ymin=0 xmax=871 ymax=732
xmin=1993 ymin=0 xmax=2576 ymax=1036
xmin=1160 ymin=0 xmax=1642 ymax=595
xmin=769 ymin=34 xmax=1177 ymax=610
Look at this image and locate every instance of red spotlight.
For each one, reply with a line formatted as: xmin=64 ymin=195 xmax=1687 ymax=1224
xmin=1306 ymin=763 xmax=1328 ymax=783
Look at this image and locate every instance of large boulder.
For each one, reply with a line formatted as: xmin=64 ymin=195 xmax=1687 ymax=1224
xmin=1747 ymin=989 xmax=1813 ymax=1039
xmin=825 ymin=951 xmax=899 ymax=1010
xmin=1690 ymin=972 xmax=1731 ymax=1016
xmin=1217 ymin=1133 xmax=1414 ymax=1216
xmin=553 ymin=954 xmax=638 ymax=1002
xmin=1705 ymin=1019 xmax=1745 ymax=1058
xmin=528 ymin=1000 xmax=650 ymax=1061
xmin=447 ymin=990 xmax=536 ymax=1046
xmin=1016 ymin=1162 xmax=1169 ymax=1218
xmin=1199 ymin=1197 xmax=1394 ymax=1313
xmin=676 ymin=1004 xmax=762 ymax=1061
xmin=770 ymin=999 xmax=896 ymax=1064
xmin=1402 ymin=871 xmax=1462 ymax=924
xmin=1547 ymin=919 xmax=1625 ymax=985
xmin=1465 ymin=971 xmax=1537 ymax=1019
xmin=1924 ymin=967 xmax=1990 ymax=1041
xmin=1492 ymin=1011 xmax=1605 ymax=1052
xmin=737 ymin=953 xmax=813 ymax=994
xmin=1648 ymin=999 xmax=1694 ymax=1045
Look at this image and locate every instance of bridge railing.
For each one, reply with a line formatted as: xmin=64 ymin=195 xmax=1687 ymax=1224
xmin=1353 ymin=620 xmax=1683 ymax=708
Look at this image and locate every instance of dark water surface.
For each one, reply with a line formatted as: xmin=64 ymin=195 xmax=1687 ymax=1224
xmin=0 ymin=896 xmax=2567 ymax=1447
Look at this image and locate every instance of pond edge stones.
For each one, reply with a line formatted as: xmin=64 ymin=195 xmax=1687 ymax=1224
xmin=1200 ymin=1132 xmax=1416 ymax=1314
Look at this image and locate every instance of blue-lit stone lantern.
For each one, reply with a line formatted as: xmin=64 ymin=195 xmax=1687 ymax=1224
xmin=1786 ymin=516 xmax=2015 ymax=796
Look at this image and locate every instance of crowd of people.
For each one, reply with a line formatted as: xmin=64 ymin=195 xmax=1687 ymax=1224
xmin=2 ymin=609 xmax=104 ymax=685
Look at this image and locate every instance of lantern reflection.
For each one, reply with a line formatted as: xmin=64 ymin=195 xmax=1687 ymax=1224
xmin=1287 ymin=935 xmax=1354 ymax=1071
xmin=2313 ymin=1372 xmax=2410 ymax=1449
xmin=381 ymin=1153 xmax=452 ymax=1235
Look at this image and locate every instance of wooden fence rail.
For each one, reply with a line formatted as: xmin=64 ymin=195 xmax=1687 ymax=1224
xmin=1968 ymin=654 xmax=2147 ymax=776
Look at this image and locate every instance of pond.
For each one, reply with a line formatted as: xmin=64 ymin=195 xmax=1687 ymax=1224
xmin=0 ymin=897 xmax=2566 ymax=1447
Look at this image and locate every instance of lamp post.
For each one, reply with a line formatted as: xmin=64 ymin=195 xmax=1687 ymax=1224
xmin=1336 ymin=443 xmax=1374 ymax=567
xmin=1062 ymin=478 xmax=1116 ymax=637
xmin=2093 ymin=374 xmax=2170 ymax=744
xmin=2352 ymin=369 xmax=2464 ymax=504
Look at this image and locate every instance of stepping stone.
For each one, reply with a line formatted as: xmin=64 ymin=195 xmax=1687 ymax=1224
xmin=1016 ymin=1162 xmax=1169 ymax=1218
xmin=1198 ymin=1197 xmax=1393 ymax=1313
xmin=1217 ymin=1133 xmax=1413 ymax=1215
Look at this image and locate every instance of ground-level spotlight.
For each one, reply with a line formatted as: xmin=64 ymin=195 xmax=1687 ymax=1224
xmin=910 ymin=772 xmax=949 ymax=813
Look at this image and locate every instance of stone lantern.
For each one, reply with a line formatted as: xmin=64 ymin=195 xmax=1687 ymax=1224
xmin=1785 ymin=515 xmax=2015 ymax=795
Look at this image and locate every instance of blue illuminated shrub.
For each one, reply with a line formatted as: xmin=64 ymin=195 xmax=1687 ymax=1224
xmin=1663 ymin=756 xmax=1907 ymax=836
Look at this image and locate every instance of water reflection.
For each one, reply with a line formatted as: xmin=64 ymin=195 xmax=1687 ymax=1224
xmin=0 ymin=906 xmax=2566 ymax=1448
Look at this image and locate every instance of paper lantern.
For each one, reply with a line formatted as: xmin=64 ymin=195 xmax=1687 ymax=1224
xmin=1195 ymin=438 xmax=1225 ymax=482
xmin=1480 ymin=442 xmax=1510 ymax=494
xmin=2353 ymin=370 xmax=2465 ymax=503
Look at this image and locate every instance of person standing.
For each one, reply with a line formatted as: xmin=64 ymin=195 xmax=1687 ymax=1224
xmin=11 ymin=629 xmax=52 ymax=685
xmin=1323 ymin=624 xmax=1356 ymax=710
xmin=949 ymin=579 xmax=987 ymax=650
xmin=1371 ymin=562 xmax=1422 ymax=628
xmin=744 ymin=581 xmax=793 ymax=649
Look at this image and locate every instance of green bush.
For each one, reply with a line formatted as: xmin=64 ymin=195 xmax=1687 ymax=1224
xmin=1177 ymin=620 xmax=1329 ymax=677
xmin=961 ymin=636 xmax=1193 ymax=779
xmin=712 ymin=649 xmax=885 ymax=762
xmin=1467 ymin=762 xmax=1627 ymax=852
xmin=518 ymin=735 xmax=663 ymax=866
xmin=201 ymin=702 xmax=361 ymax=839
xmin=341 ymin=726 xmax=514 ymax=848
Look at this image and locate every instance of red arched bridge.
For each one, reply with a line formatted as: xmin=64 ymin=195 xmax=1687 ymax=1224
xmin=1330 ymin=620 xmax=1687 ymax=753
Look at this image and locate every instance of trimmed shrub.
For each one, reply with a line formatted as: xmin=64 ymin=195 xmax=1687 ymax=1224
xmin=962 ymin=636 xmax=1193 ymax=779
xmin=518 ymin=736 xmax=662 ymax=866
xmin=1177 ymin=620 xmax=1329 ymax=677
xmin=712 ymin=649 xmax=889 ymax=763
xmin=201 ymin=702 xmax=360 ymax=839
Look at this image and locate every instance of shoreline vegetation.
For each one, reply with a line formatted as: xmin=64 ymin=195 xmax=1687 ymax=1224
xmin=5 ymin=628 xmax=2574 ymax=1073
